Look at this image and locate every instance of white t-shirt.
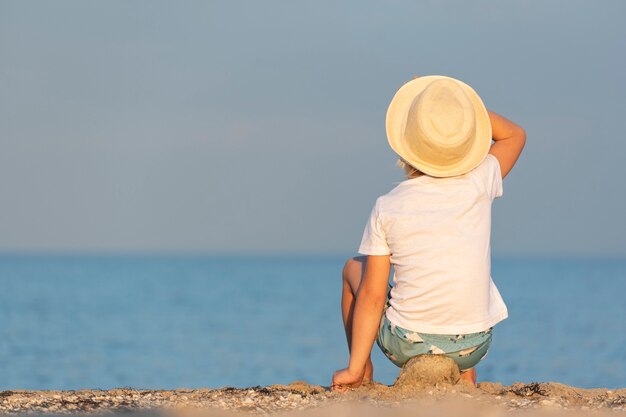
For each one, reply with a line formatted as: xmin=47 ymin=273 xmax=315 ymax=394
xmin=358 ymin=154 xmax=508 ymax=334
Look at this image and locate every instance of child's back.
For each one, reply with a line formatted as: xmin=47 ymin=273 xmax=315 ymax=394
xmin=360 ymin=154 xmax=507 ymax=335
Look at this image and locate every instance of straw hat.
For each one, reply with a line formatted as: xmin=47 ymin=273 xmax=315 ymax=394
xmin=386 ymin=75 xmax=492 ymax=178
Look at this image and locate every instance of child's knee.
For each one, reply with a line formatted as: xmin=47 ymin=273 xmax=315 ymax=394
xmin=342 ymin=256 xmax=366 ymax=285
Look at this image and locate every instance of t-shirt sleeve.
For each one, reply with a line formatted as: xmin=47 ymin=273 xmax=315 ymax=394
xmin=358 ymin=200 xmax=391 ymax=255
xmin=473 ymin=153 xmax=504 ymax=200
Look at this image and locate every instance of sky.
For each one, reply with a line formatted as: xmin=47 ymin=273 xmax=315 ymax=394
xmin=0 ymin=1 xmax=625 ymax=257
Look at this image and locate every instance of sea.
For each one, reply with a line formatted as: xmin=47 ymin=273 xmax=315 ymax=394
xmin=0 ymin=255 xmax=624 ymax=391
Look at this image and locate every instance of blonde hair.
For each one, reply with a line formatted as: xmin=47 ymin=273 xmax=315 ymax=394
xmin=397 ymin=158 xmax=424 ymax=179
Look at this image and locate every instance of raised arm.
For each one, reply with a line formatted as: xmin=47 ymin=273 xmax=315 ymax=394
xmin=487 ymin=110 xmax=526 ymax=178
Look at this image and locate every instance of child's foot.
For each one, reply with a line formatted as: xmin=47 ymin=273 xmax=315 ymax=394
xmin=459 ymin=368 xmax=477 ymax=386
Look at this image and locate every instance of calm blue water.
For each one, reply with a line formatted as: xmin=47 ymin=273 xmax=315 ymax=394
xmin=0 ymin=255 xmax=624 ymax=390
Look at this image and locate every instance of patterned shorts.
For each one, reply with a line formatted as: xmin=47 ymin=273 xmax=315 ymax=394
xmin=375 ymin=286 xmax=492 ymax=371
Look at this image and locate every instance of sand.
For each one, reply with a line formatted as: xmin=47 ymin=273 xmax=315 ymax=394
xmin=1 ymin=357 xmax=624 ymax=415
xmin=0 ymin=382 xmax=624 ymax=415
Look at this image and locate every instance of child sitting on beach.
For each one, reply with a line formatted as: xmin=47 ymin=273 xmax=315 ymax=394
xmin=332 ymin=75 xmax=526 ymax=390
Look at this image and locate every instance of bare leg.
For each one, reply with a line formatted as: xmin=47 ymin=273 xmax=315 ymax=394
xmin=341 ymin=256 xmax=373 ymax=382
xmin=459 ymin=368 xmax=477 ymax=386
xmin=343 ymin=256 xmax=477 ymax=386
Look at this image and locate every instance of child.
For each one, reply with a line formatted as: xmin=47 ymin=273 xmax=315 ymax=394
xmin=332 ymin=75 xmax=525 ymax=390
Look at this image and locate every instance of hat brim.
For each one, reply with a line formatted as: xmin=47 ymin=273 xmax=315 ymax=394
xmin=386 ymin=75 xmax=492 ymax=178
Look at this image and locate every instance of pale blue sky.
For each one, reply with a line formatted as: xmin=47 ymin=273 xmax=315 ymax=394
xmin=1 ymin=1 xmax=625 ymax=257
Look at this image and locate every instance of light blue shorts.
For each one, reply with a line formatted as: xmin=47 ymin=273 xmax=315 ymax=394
xmin=375 ymin=286 xmax=492 ymax=371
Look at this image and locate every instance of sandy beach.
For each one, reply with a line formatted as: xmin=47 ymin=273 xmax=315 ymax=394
xmin=2 ymin=381 xmax=624 ymax=415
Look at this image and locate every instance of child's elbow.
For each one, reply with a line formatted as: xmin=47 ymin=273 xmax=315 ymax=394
xmin=359 ymin=286 xmax=387 ymax=307
xmin=518 ymin=126 xmax=527 ymax=141
xmin=514 ymin=125 xmax=526 ymax=148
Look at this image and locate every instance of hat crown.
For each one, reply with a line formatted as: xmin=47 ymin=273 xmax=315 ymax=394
xmin=403 ymin=79 xmax=476 ymax=164
xmin=386 ymin=75 xmax=492 ymax=177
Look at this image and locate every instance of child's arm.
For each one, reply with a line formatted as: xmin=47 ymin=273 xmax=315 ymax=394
xmin=487 ymin=110 xmax=526 ymax=178
xmin=331 ymin=255 xmax=391 ymax=391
